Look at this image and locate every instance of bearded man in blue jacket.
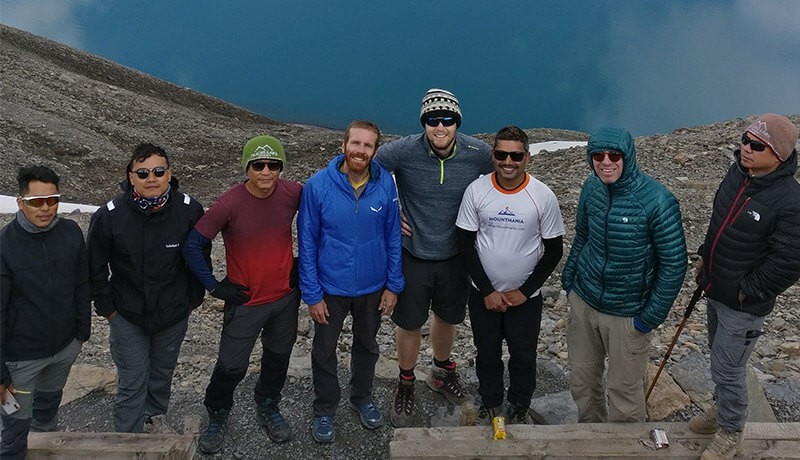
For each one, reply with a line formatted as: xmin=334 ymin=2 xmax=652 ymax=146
xmin=562 ymin=127 xmax=687 ymax=423
xmin=298 ymin=120 xmax=404 ymax=443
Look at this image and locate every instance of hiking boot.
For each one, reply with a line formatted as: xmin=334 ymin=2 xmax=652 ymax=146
xmin=256 ymin=399 xmax=292 ymax=443
xmin=507 ymin=405 xmax=534 ymax=425
xmin=390 ymin=378 xmax=416 ymax=427
xmin=143 ymin=414 xmax=176 ymax=434
xmin=349 ymin=400 xmax=384 ymax=429
xmin=311 ymin=415 xmax=335 ymax=443
xmin=700 ymin=429 xmax=743 ymax=460
xmin=426 ymin=363 xmax=467 ymax=404
xmin=199 ymin=407 xmax=230 ymax=454
xmin=474 ymin=405 xmax=502 ymax=426
xmin=689 ymin=406 xmax=720 ymax=434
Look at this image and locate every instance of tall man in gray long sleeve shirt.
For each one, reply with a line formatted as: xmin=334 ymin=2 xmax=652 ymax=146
xmin=375 ymin=88 xmax=493 ymax=427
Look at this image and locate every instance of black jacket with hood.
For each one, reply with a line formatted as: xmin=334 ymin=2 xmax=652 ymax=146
xmin=87 ymin=179 xmax=207 ymax=334
xmin=699 ymin=149 xmax=800 ymax=316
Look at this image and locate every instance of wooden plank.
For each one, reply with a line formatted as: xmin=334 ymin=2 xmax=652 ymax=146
xmin=390 ymin=422 xmax=800 ymax=459
xmin=26 ymin=432 xmax=197 ymax=460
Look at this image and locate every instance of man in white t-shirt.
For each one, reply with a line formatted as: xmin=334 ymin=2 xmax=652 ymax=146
xmin=456 ymin=125 xmax=565 ymax=425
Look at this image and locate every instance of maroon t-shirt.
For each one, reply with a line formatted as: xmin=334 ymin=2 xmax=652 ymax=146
xmin=195 ymin=180 xmax=302 ymax=305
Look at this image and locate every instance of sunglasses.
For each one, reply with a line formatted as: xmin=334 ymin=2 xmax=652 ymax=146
xmin=250 ymin=160 xmax=282 ymax=172
xmin=741 ymin=133 xmax=766 ymax=152
xmin=20 ymin=194 xmax=61 ymax=208
xmin=132 ymin=167 xmax=169 ymax=179
xmin=493 ymin=150 xmax=526 ymax=162
xmin=424 ymin=116 xmax=457 ymax=127
xmin=591 ymin=151 xmax=623 ymax=162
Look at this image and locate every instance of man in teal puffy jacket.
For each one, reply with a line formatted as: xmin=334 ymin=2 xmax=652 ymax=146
xmin=562 ymin=127 xmax=686 ymax=423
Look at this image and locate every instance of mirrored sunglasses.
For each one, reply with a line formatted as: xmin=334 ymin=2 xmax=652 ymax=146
xmin=741 ymin=133 xmax=766 ymax=152
xmin=424 ymin=116 xmax=457 ymax=127
xmin=250 ymin=160 xmax=282 ymax=172
xmin=493 ymin=150 xmax=526 ymax=162
xmin=591 ymin=151 xmax=623 ymax=162
xmin=20 ymin=194 xmax=60 ymax=208
xmin=133 ymin=166 xmax=169 ymax=179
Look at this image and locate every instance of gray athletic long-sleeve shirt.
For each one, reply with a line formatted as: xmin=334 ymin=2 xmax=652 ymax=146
xmin=376 ymin=132 xmax=493 ymax=261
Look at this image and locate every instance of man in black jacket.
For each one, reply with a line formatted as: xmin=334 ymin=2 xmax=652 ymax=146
xmin=88 ymin=143 xmax=206 ymax=433
xmin=692 ymin=114 xmax=800 ymax=460
xmin=1 ymin=165 xmax=90 ymax=459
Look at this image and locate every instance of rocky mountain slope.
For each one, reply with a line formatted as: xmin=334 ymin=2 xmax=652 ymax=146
xmin=3 ymin=23 xmax=799 ymax=459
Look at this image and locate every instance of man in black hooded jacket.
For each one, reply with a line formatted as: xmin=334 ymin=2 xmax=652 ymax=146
xmin=88 ymin=143 xmax=207 ymax=433
xmin=692 ymin=114 xmax=800 ymax=460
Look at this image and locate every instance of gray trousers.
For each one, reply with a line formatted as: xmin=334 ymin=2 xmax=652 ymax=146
xmin=1 ymin=338 xmax=81 ymax=458
xmin=707 ymin=298 xmax=765 ymax=432
xmin=109 ymin=314 xmax=189 ymax=433
xmin=567 ymin=292 xmax=652 ymax=423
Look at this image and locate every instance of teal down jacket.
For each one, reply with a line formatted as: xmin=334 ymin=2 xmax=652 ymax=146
xmin=561 ymin=127 xmax=687 ymax=330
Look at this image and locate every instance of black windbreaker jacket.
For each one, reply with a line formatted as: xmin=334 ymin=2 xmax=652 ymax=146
xmin=87 ymin=180 xmax=207 ymax=334
xmin=1 ymin=217 xmax=91 ymax=386
xmin=699 ymin=149 xmax=800 ymax=316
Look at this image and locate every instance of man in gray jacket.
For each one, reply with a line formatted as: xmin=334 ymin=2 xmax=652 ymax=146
xmin=376 ymin=88 xmax=493 ymax=426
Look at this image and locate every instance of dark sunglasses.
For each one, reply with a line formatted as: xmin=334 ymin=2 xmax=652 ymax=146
xmin=591 ymin=151 xmax=623 ymax=162
xmin=133 ymin=167 xmax=169 ymax=179
xmin=493 ymin=150 xmax=526 ymax=162
xmin=741 ymin=133 xmax=766 ymax=152
xmin=424 ymin=116 xmax=457 ymax=127
xmin=20 ymin=194 xmax=60 ymax=208
xmin=250 ymin=160 xmax=282 ymax=172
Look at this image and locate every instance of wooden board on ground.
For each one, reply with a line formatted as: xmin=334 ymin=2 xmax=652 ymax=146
xmin=26 ymin=432 xmax=197 ymax=460
xmin=390 ymin=422 xmax=800 ymax=459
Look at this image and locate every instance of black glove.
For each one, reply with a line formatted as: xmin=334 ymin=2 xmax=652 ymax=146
xmin=211 ymin=277 xmax=250 ymax=305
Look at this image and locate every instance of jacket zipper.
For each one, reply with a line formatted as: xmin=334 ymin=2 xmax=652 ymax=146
xmin=706 ymin=178 xmax=750 ymax=296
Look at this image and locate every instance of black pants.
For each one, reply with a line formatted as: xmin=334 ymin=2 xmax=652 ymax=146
xmin=311 ymin=290 xmax=382 ymax=416
xmin=468 ymin=288 xmax=542 ymax=408
xmin=204 ymin=289 xmax=299 ymax=411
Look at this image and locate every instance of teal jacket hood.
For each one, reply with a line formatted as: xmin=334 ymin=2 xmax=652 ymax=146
xmin=586 ymin=127 xmax=639 ymax=192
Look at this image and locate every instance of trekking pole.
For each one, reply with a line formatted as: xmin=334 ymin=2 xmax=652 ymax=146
xmin=645 ymin=284 xmax=704 ymax=402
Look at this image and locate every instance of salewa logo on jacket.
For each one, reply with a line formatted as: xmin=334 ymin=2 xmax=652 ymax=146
xmin=747 ymin=210 xmax=761 ymax=222
xmin=165 ymin=243 xmax=180 ymax=248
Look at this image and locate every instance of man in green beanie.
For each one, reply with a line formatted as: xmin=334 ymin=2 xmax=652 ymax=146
xmin=183 ymin=135 xmax=303 ymax=454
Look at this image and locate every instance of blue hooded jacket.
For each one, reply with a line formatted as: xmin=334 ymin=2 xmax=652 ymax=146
xmin=298 ymin=154 xmax=404 ymax=305
xmin=561 ymin=127 xmax=687 ymax=330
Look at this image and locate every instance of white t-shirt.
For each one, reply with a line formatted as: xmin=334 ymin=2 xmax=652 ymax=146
xmin=456 ymin=172 xmax=565 ymax=293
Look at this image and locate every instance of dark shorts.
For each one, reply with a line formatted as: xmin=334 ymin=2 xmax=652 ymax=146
xmin=391 ymin=250 xmax=470 ymax=330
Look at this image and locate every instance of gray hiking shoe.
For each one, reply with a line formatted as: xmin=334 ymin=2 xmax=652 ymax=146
xmin=701 ymin=429 xmax=743 ymax=460
xmin=507 ymin=405 xmax=534 ymax=425
xmin=426 ymin=363 xmax=467 ymax=404
xmin=390 ymin=378 xmax=416 ymax=427
xmin=256 ymin=399 xmax=292 ymax=443
xmin=199 ymin=407 xmax=230 ymax=454
xmin=474 ymin=405 xmax=502 ymax=426
xmin=689 ymin=406 xmax=720 ymax=434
